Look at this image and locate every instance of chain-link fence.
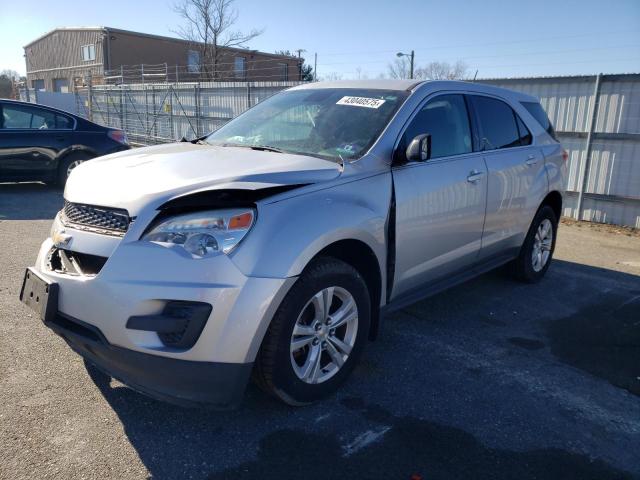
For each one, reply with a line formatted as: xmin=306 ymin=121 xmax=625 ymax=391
xmin=72 ymin=81 xmax=302 ymax=146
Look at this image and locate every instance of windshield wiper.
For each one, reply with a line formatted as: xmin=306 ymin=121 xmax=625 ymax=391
xmin=249 ymin=145 xmax=284 ymax=153
xmin=216 ymin=143 xmax=284 ymax=153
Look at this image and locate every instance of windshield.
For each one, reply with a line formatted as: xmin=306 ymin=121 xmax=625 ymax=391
xmin=205 ymin=88 xmax=408 ymax=162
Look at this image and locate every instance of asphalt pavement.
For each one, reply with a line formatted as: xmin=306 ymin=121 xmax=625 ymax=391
xmin=1 ymin=182 xmax=639 ymax=480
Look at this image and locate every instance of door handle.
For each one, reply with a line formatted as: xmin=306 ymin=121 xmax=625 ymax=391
xmin=525 ymin=154 xmax=538 ymax=166
xmin=467 ymin=170 xmax=484 ymax=183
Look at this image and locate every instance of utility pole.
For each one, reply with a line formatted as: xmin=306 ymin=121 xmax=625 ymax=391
xmin=409 ymin=50 xmax=414 ymax=79
xmin=314 ymin=53 xmax=317 ymax=82
xmin=295 ymin=49 xmax=306 ymax=81
xmin=397 ymin=50 xmax=415 ymax=79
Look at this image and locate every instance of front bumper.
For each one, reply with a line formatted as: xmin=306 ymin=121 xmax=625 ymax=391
xmin=32 ymin=222 xmax=296 ymax=406
xmin=47 ymin=311 xmax=252 ymax=408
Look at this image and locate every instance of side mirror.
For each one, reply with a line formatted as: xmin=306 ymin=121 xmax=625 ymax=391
xmin=405 ymin=134 xmax=431 ymax=162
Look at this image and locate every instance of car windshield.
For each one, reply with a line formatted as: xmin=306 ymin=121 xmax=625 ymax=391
xmin=204 ymin=88 xmax=408 ymax=162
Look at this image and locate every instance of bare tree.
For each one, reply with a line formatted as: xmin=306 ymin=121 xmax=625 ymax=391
xmin=319 ymin=71 xmax=343 ymax=81
xmin=1 ymin=69 xmax=21 ymax=81
xmin=355 ymin=66 xmax=368 ymax=80
xmin=387 ymin=57 xmax=410 ymax=79
xmin=415 ymin=61 xmax=469 ymax=80
xmin=174 ymin=0 xmax=263 ymax=79
xmin=0 ymin=70 xmax=22 ymax=99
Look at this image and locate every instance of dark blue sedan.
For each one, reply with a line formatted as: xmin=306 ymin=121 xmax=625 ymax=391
xmin=0 ymin=99 xmax=130 ymax=185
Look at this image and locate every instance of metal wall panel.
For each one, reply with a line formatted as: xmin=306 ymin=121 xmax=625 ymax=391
xmin=480 ymin=74 xmax=640 ymax=227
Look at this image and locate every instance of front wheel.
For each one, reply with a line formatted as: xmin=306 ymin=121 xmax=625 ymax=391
xmin=512 ymin=205 xmax=558 ymax=283
xmin=254 ymin=257 xmax=371 ymax=405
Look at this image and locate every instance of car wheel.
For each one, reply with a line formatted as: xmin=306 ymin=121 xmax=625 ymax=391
xmin=512 ymin=205 xmax=557 ymax=283
xmin=254 ymin=257 xmax=371 ymax=405
xmin=58 ymin=153 xmax=90 ymax=186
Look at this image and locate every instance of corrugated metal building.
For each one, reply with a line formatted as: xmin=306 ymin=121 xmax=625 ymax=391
xmin=24 ymin=27 xmax=302 ymax=91
xmin=480 ymin=74 xmax=640 ymax=228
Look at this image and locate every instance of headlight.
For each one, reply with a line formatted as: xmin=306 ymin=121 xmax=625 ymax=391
xmin=141 ymin=208 xmax=255 ymax=257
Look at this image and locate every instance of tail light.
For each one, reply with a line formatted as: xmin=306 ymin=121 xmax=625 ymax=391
xmin=108 ymin=129 xmax=128 ymax=145
xmin=562 ymin=149 xmax=569 ymax=162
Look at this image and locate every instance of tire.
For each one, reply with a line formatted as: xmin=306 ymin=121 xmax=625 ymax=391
xmin=254 ymin=257 xmax=371 ymax=405
xmin=512 ymin=205 xmax=558 ymax=283
xmin=57 ymin=153 xmax=91 ymax=186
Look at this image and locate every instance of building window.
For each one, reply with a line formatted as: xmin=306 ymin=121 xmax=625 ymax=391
xmin=187 ymin=50 xmax=200 ymax=73
xmin=279 ymin=63 xmax=288 ymax=81
xmin=234 ymin=57 xmax=246 ymax=79
xmin=32 ymin=79 xmax=45 ymax=91
xmin=53 ymin=78 xmax=69 ymax=93
xmin=81 ymin=44 xmax=95 ymax=62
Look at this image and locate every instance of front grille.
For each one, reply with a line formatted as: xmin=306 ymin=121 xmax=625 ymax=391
xmin=62 ymin=201 xmax=130 ymax=235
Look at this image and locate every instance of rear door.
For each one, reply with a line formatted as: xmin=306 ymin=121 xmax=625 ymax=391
xmin=467 ymin=95 xmax=547 ymax=260
xmin=391 ymin=93 xmax=488 ymax=299
xmin=0 ymin=103 xmax=74 ymax=180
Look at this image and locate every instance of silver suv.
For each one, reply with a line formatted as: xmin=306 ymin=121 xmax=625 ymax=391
xmin=20 ymin=80 xmax=566 ymax=407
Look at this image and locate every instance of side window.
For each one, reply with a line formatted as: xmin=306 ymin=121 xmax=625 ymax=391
xmin=471 ymin=96 xmax=520 ymax=150
xmin=187 ymin=50 xmax=200 ymax=73
xmin=56 ymin=114 xmax=74 ymax=130
xmin=521 ymin=101 xmax=558 ymax=141
xmin=81 ymin=44 xmax=96 ymax=62
xmin=515 ymin=114 xmax=532 ymax=146
xmin=2 ymin=104 xmax=56 ymax=129
xmin=402 ymin=94 xmax=472 ymax=160
xmin=234 ymin=57 xmax=246 ymax=79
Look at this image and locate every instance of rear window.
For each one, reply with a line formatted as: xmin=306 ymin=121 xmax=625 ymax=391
xmin=470 ymin=95 xmax=521 ymax=150
xmin=521 ymin=101 xmax=558 ymax=141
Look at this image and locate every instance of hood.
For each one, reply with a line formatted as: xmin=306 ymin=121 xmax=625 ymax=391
xmin=64 ymin=143 xmax=341 ymax=214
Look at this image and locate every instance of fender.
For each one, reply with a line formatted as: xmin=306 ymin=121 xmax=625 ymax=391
xmin=231 ymin=173 xmax=393 ymax=293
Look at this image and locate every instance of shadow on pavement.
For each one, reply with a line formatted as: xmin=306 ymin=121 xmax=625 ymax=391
xmin=0 ymin=182 xmax=64 ymax=220
xmin=81 ymin=259 xmax=639 ymax=479
xmin=546 ymin=262 xmax=640 ymax=396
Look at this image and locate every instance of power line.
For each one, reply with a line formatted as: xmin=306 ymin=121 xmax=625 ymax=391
xmin=316 ymin=44 xmax=640 ymax=66
xmin=315 ymin=29 xmax=640 ymax=56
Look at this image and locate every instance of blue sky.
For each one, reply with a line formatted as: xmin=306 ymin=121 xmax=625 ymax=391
xmin=1 ymin=0 xmax=639 ymax=79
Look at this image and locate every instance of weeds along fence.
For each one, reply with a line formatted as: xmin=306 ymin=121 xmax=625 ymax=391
xmin=74 ymin=81 xmax=302 ymax=146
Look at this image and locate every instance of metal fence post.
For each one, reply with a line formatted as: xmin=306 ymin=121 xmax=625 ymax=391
xmin=169 ymin=85 xmax=175 ymax=140
xmin=246 ymin=82 xmax=251 ymax=108
xmin=575 ymin=73 xmax=602 ymax=220
xmin=151 ymin=85 xmax=157 ymax=141
xmin=144 ymin=84 xmax=149 ymax=143
xmin=195 ymin=83 xmax=201 ymax=137
xmin=87 ymin=79 xmax=93 ymax=122
xmin=119 ymin=85 xmax=124 ymax=131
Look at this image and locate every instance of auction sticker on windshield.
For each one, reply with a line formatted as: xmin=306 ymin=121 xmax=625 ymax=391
xmin=336 ymin=96 xmax=386 ymax=108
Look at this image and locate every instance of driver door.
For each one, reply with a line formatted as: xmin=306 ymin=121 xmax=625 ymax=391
xmin=390 ymin=94 xmax=488 ymax=299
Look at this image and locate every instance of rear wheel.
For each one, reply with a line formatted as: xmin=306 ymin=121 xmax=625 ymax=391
xmin=57 ymin=153 xmax=91 ymax=186
xmin=254 ymin=257 xmax=370 ymax=405
xmin=512 ymin=205 xmax=557 ymax=283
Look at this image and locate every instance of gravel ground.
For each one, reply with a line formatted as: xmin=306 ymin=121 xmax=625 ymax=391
xmin=1 ymin=183 xmax=639 ymax=480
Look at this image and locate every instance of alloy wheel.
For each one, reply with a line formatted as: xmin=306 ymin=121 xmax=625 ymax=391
xmin=290 ymin=286 xmax=358 ymax=384
xmin=532 ymin=218 xmax=553 ymax=272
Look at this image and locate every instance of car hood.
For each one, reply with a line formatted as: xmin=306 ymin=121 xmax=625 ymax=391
xmin=64 ymin=143 xmax=341 ymax=215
